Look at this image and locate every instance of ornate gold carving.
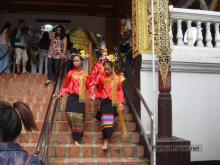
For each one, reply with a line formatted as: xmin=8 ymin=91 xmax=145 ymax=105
xmin=69 ymin=27 xmax=98 ymax=73
xmin=132 ymin=0 xmax=150 ymax=57
xmin=153 ymin=0 xmax=172 ymax=87
xmin=132 ymin=0 xmax=171 ymax=86
xmin=69 ymin=27 xmax=90 ymax=51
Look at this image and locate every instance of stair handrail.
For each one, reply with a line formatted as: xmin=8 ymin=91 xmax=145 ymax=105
xmin=34 ymin=60 xmax=66 ymax=164
xmin=115 ymin=46 xmax=155 ymax=165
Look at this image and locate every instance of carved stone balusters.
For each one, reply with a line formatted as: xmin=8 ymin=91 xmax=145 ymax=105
xmin=215 ymin=23 xmax=220 ymax=48
xmin=206 ymin=22 xmax=213 ymax=47
xmin=177 ymin=19 xmax=183 ymax=46
xmin=169 ymin=19 xmax=174 ymax=46
xmin=187 ymin=20 xmax=194 ymax=46
xmin=196 ymin=21 xmax=204 ymax=47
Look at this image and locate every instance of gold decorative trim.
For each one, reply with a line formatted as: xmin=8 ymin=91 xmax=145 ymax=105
xmin=154 ymin=0 xmax=172 ymax=86
xmin=132 ymin=0 xmax=151 ymax=57
xmin=132 ymin=0 xmax=171 ymax=86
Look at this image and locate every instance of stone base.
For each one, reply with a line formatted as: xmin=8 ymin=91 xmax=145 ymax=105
xmin=156 ymin=136 xmax=191 ymax=165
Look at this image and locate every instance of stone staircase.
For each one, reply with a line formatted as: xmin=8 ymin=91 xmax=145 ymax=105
xmin=0 ymin=73 xmax=149 ymax=165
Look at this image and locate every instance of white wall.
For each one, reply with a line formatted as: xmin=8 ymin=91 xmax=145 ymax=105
xmin=141 ymin=46 xmax=220 ymax=161
xmin=0 ymin=13 xmax=106 ymax=37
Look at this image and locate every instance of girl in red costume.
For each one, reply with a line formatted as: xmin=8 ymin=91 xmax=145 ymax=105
xmin=91 ymin=48 xmax=107 ymax=121
xmin=96 ymin=55 xmax=125 ymax=150
xmin=54 ymin=51 xmax=94 ymax=146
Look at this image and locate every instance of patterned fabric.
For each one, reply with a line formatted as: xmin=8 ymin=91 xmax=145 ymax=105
xmin=66 ymin=112 xmax=84 ymax=142
xmin=48 ymin=38 xmax=64 ymax=59
xmin=0 ymin=142 xmax=44 ymax=165
xmin=100 ymin=99 xmax=116 ymax=139
xmin=101 ymin=114 xmax=114 ymax=129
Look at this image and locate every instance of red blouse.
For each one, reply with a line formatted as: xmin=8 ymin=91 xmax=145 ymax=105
xmin=90 ymin=61 xmax=104 ymax=84
xmin=91 ymin=61 xmax=104 ymax=99
xmin=96 ymin=72 xmax=125 ymax=104
xmin=60 ymin=69 xmax=94 ymax=100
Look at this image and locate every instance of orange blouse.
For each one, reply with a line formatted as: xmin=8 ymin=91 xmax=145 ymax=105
xmin=90 ymin=61 xmax=105 ymax=99
xmin=91 ymin=61 xmax=104 ymax=84
xmin=96 ymin=72 xmax=125 ymax=105
xmin=60 ymin=69 xmax=94 ymax=101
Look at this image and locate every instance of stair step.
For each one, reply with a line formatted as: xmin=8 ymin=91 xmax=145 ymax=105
xmin=35 ymin=121 xmax=137 ymax=132
xmin=21 ymin=143 xmax=145 ymax=158
xmin=49 ymin=157 xmax=149 ymax=165
xmin=17 ymin=132 xmax=140 ymax=144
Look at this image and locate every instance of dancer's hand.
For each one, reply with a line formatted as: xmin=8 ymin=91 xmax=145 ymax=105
xmin=119 ymin=103 xmax=123 ymax=110
xmin=90 ymin=95 xmax=96 ymax=101
xmin=53 ymin=93 xmax=61 ymax=99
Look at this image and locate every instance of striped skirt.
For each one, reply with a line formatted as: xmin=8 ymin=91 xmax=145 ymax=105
xmin=100 ymin=98 xmax=116 ymax=139
xmin=65 ymin=94 xmax=85 ymax=142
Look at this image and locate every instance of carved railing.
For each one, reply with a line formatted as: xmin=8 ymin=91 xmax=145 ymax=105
xmin=170 ymin=8 xmax=220 ymax=48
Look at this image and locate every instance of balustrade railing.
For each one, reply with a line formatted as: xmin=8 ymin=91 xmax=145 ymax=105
xmin=170 ymin=8 xmax=220 ymax=48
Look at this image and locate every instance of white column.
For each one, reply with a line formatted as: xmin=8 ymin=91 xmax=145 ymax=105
xmin=177 ymin=19 xmax=183 ymax=46
xmin=196 ymin=21 xmax=204 ymax=47
xmin=187 ymin=20 xmax=194 ymax=46
xmin=215 ymin=23 xmax=220 ymax=48
xmin=206 ymin=22 xmax=213 ymax=47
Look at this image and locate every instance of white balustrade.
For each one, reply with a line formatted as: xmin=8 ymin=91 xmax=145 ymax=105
xmin=170 ymin=8 xmax=220 ymax=48
xmin=177 ymin=19 xmax=183 ymax=46
xmin=196 ymin=21 xmax=203 ymax=47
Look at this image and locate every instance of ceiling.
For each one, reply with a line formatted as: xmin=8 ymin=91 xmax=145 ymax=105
xmin=0 ymin=0 xmax=219 ymax=16
xmin=0 ymin=0 xmax=131 ymax=16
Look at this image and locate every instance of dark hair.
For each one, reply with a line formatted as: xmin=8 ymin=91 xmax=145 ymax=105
xmin=21 ymin=26 xmax=30 ymax=33
xmin=0 ymin=101 xmax=37 ymax=142
xmin=120 ymin=14 xmax=127 ymax=20
xmin=66 ymin=34 xmax=73 ymax=50
xmin=0 ymin=22 xmax=11 ymax=35
xmin=104 ymin=61 xmax=114 ymax=68
xmin=95 ymin=49 xmax=103 ymax=57
xmin=54 ymin=25 xmax=66 ymax=40
xmin=41 ymin=31 xmax=50 ymax=42
xmin=72 ymin=54 xmax=83 ymax=61
xmin=18 ymin=19 xmax=25 ymax=25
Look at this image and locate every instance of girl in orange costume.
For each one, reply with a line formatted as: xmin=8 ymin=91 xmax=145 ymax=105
xmin=96 ymin=55 xmax=125 ymax=150
xmin=55 ymin=51 xmax=94 ymax=146
xmin=91 ymin=48 xmax=107 ymax=121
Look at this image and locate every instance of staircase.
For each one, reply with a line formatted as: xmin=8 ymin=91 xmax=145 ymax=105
xmin=0 ymin=73 xmax=149 ymax=165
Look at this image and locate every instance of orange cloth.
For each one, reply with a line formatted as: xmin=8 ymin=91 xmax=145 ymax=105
xmin=91 ymin=61 xmax=104 ymax=84
xmin=96 ymin=72 xmax=125 ymax=104
xmin=60 ymin=69 xmax=94 ymax=99
xmin=91 ymin=61 xmax=104 ymax=99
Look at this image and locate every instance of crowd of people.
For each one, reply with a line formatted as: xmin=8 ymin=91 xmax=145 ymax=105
xmin=0 ymin=15 xmax=132 ymax=164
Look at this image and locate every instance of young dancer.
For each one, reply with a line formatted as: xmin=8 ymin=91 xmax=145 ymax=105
xmin=91 ymin=48 xmax=107 ymax=121
xmin=54 ymin=51 xmax=94 ymax=146
xmin=96 ymin=55 xmax=125 ymax=150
